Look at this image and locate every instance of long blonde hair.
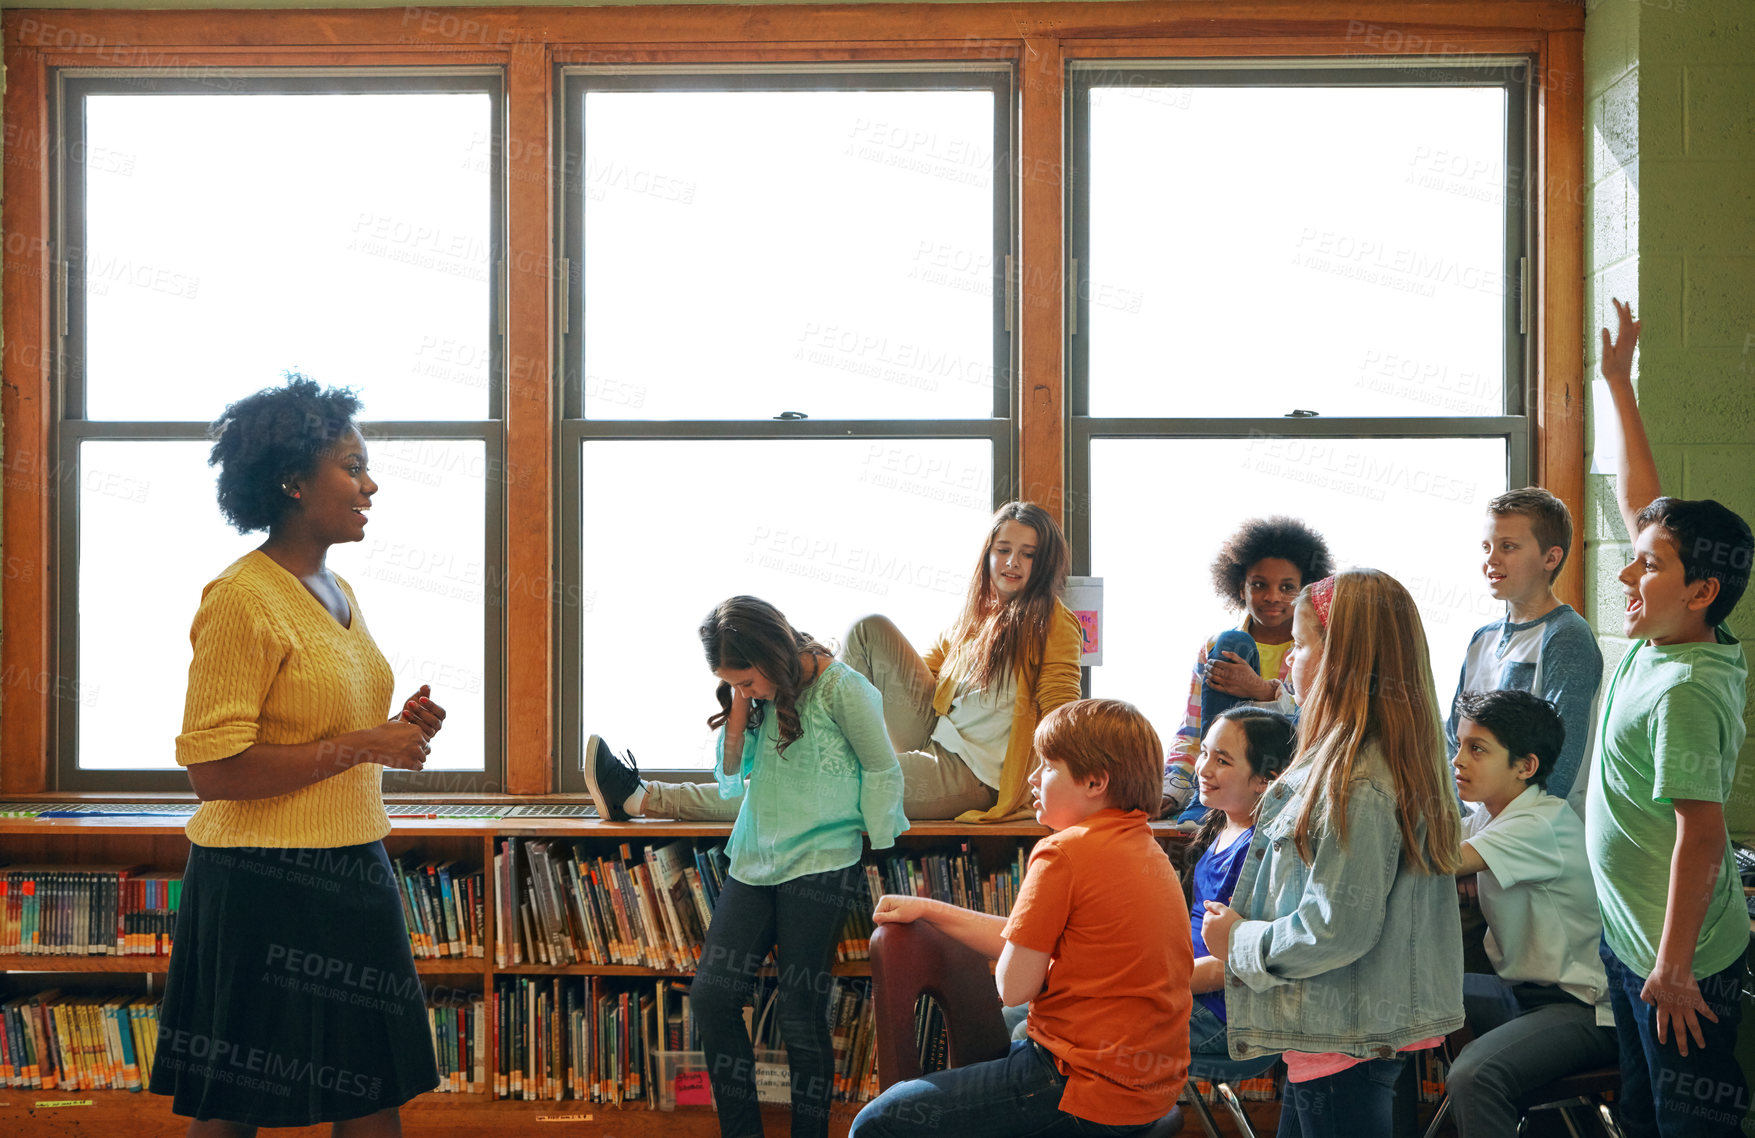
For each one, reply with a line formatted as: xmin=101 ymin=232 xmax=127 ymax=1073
xmin=1286 ymin=569 xmax=1459 ymax=875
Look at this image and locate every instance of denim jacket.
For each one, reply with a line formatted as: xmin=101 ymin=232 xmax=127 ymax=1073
xmin=1222 ymin=741 xmax=1463 ymax=1060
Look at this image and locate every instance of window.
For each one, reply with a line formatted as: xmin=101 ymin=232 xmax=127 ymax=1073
xmin=556 ymin=67 xmax=1015 ymax=781
xmin=1066 ymin=62 xmax=1532 ymax=737
xmin=56 ymin=72 xmax=504 ymax=790
xmin=3 ymin=9 xmax=1589 ymax=798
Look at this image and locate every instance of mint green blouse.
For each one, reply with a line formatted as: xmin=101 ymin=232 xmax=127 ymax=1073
xmin=715 ymin=661 xmax=908 ymax=886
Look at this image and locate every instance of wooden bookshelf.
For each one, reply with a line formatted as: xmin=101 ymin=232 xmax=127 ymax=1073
xmin=1 ymin=813 xmax=1192 ymax=1136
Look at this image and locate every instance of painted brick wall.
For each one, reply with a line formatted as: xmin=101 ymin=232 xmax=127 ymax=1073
xmin=1585 ymin=0 xmax=1755 ymax=836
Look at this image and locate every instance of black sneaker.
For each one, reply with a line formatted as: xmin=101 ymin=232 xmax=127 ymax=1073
xmin=584 ymin=734 xmax=643 ymax=822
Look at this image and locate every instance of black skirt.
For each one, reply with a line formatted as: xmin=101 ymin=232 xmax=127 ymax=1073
xmin=148 ymin=840 xmax=441 ymax=1125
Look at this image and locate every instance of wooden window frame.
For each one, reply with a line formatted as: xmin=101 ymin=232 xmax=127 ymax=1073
xmin=0 ymin=1 xmax=1586 ymax=798
xmin=51 ymin=69 xmax=510 ymax=794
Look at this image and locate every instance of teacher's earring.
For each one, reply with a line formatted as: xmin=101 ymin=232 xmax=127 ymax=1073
xmin=282 ymin=483 xmax=301 ymax=500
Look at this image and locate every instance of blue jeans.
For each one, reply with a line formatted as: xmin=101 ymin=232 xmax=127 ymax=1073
xmin=1177 ymin=630 xmax=1263 ymax=824
xmin=1276 ymin=1056 xmax=1404 ymax=1138
xmin=849 ymin=1039 xmax=1151 ymax=1138
xmin=1599 ymin=938 xmax=1749 ymax=1138
xmin=1201 ymin=629 xmax=1260 ymax=730
xmin=1187 ymin=1000 xmax=1231 ymax=1057
xmin=690 ymin=867 xmax=863 ymax=1138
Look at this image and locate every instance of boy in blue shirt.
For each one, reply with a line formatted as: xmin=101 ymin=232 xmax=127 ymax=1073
xmin=1447 ymin=485 xmax=1603 ymax=809
xmin=1588 ymin=298 xmax=1753 ymax=1138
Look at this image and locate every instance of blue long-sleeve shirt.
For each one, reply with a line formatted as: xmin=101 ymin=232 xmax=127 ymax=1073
xmin=715 ymin=661 xmax=908 ymax=886
xmin=1445 ymin=603 xmax=1604 ymax=810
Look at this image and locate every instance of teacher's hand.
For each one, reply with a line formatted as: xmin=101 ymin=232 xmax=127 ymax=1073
xmin=357 ymin=719 xmax=432 ymax=771
xmin=400 ymin=683 xmax=447 ymax=741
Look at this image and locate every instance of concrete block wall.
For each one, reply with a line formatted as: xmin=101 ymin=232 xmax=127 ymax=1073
xmin=1585 ymin=0 xmax=1755 ymax=836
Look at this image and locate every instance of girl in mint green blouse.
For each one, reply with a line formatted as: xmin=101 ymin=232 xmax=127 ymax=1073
xmin=714 ymin=653 xmax=907 ymax=885
xmin=691 ymin=596 xmax=906 ymax=1138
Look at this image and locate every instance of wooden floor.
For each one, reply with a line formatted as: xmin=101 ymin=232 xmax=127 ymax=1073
xmin=0 ymin=1088 xmax=1287 ymax=1137
xmin=0 ymin=1094 xmax=832 ymax=1137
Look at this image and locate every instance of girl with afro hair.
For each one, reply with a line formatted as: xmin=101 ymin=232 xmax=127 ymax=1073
xmin=1164 ymin=517 xmax=1332 ymax=821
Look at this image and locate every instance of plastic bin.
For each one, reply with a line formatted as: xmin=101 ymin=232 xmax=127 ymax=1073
xmin=652 ymin=1048 xmax=789 ymax=1110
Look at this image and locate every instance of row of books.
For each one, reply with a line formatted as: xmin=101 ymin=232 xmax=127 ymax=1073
xmin=393 ymin=856 xmax=486 ymax=959
xmin=496 ymin=838 xmax=729 ymax=970
xmin=0 ymin=991 xmax=160 ymax=1090
xmin=0 ymin=986 xmax=1434 ymax=1110
xmin=461 ymin=976 xmax=654 ymax=1102
xmin=0 ymin=840 xmax=1030 ymax=966
xmin=866 ymin=843 xmax=1032 ymax=917
xmin=498 ymin=838 xmax=1036 ymax=972
xmin=0 ymin=866 xmax=182 ymax=956
xmin=426 ymin=974 xmax=885 ymax=1107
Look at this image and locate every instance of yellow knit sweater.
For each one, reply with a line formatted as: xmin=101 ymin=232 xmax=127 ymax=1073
xmin=177 ymin=550 xmax=395 ymax=848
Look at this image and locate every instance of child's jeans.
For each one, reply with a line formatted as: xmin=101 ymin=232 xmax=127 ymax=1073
xmin=1187 ymin=1000 xmax=1232 ymax=1056
xmin=690 ymin=866 xmax=863 ymax=1138
xmin=1600 ymin=938 xmax=1749 ymax=1138
xmin=1276 ymin=1056 xmax=1404 ymax=1138
xmin=1177 ymin=629 xmax=1261 ymax=823
xmin=849 ymin=1038 xmax=1153 ymax=1138
xmin=1200 ymin=629 xmax=1261 ymax=734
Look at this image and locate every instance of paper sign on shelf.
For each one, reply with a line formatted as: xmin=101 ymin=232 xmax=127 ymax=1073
xmin=1066 ymin=576 xmax=1103 ymax=666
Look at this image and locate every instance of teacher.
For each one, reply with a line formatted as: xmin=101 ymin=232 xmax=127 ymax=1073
xmin=150 ymin=376 xmax=444 ymax=1137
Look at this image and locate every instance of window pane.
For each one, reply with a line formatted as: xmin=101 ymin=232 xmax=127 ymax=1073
xmin=1087 ymin=436 xmax=1508 ymax=748
xmin=83 ymin=92 xmax=492 ymax=421
xmin=582 ymin=88 xmax=998 ymax=421
xmin=339 ymin=438 xmax=488 ymax=773
xmin=77 ymin=442 xmax=254 ymax=770
xmin=77 ymin=437 xmax=486 ymax=773
xmin=579 ymin=438 xmax=994 ymax=769
xmin=1086 ymin=85 xmax=1507 ymax=418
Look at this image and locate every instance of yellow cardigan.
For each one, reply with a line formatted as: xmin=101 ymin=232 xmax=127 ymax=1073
xmin=923 ymin=600 xmax=1084 ymax=823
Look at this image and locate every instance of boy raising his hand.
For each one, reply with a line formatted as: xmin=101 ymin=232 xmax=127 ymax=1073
xmin=1588 ymin=298 xmax=1754 ymax=1137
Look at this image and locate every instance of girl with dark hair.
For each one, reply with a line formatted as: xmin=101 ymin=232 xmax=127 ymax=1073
xmin=1165 ymin=516 xmax=1333 ymax=820
xmin=585 ymin=502 xmax=1079 ymax=823
xmin=684 ymin=596 xmax=906 ymax=1138
xmin=1180 ymin=707 xmax=1294 ymax=1057
xmin=150 ymin=377 xmax=444 ymax=1136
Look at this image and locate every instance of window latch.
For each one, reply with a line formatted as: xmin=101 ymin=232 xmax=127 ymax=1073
xmin=773 ymin=411 xmax=809 ymax=421
xmin=1285 ymin=409 xmax=1319 ymax=418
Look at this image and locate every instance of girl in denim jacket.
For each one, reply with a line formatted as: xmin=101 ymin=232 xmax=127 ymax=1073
xmin=1202 ymin=569 xmax=1465 ymax=1137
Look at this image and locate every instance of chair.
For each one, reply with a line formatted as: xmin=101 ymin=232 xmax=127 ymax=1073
xmin=1182 ymin=1053 xmax=1279 ymax=1138
xmin=1420 ymin=1026 xmax=1626 ymax=1138
xmin=870 ymin=920 xmax=1012 ymax=1089
xmin=870 ymin=921 xmax=1184 ymax=1136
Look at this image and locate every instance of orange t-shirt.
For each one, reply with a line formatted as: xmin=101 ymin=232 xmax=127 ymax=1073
xmin=1001 ymin=808 xmax=1192 ymax=1126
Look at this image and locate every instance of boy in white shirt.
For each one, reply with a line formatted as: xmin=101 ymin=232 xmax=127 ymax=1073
xmin=1447 ymin=689 xmax=1618 ymax=1137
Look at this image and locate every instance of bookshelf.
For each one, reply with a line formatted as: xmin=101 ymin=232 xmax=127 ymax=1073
xmin=1 ymin=811 xmax=1185 ymax=1137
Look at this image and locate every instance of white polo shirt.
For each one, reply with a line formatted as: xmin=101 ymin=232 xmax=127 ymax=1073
xmin=1463 ymin=784 xmax=1613 ymax=1025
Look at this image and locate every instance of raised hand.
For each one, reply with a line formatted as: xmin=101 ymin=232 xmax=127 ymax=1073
xmin=1600 ymin=297 xmax=1641 ymax=386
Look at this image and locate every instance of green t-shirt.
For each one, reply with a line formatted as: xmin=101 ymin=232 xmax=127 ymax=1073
xmin=1585 ymin=626 xmax=1749 ymax=979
